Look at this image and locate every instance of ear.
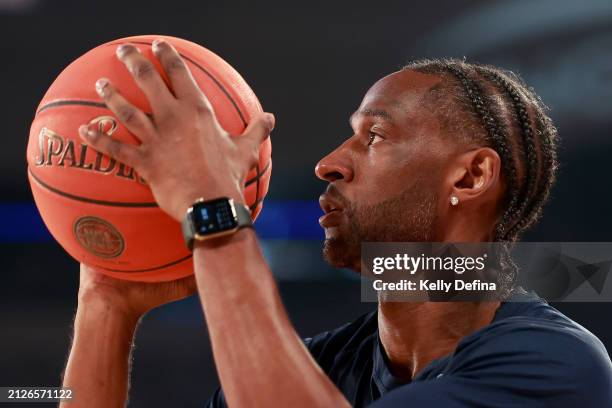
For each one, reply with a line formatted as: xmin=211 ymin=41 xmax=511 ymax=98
xmin=447 ymin=147 xmax=502 ymax=205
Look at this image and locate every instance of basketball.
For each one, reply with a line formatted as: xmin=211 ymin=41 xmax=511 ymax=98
xmin=26 ymin=35 xmax=272 ymax=282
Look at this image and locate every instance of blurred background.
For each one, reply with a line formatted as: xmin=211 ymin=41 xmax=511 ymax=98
xmin=1 ymin=0 xmax=611 ymax=406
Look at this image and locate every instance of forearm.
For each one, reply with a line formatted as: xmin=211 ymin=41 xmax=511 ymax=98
xmin=61 ymin=295 xmax=138 ymax=408
xmin=194 ymin=229 xmax=350 ymax=408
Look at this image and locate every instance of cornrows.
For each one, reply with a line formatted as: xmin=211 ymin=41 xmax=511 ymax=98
xmin=443 ymin=64 xmax=521 ymax=241
xmin=403 ymin=58 xmax=559 ymax=296
xmin=476 ymin=66 xmax=557 ymax=242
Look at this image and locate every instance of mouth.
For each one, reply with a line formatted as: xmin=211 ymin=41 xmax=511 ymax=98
xmin=319 ymin=193 xmax=344 ymax=227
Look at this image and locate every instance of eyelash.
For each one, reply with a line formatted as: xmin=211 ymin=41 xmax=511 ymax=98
xmin=367 ymin=132 xmax=383 ymax=146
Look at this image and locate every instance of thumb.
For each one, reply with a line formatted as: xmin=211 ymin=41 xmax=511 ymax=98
xmin=240 ymin=112 xmax=275 ymax=150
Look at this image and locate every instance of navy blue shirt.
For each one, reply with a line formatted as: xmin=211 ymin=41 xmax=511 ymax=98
xmin=207 ymin=290 xmax=612 ymax=407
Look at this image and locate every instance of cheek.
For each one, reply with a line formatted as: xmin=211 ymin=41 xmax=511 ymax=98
xmin=351 ymin=141 xmax=449 ymax=206
xmin=348 ymin=149 xmax=414 ymax=205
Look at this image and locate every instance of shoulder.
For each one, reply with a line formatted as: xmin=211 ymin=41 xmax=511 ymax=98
xmin=372 ymin=310 xmax=611 ymax=408
xmin=463 ymin=314 xmax=610 ymax=371
xmin=446 ymin=304 xmax=612 ymax=405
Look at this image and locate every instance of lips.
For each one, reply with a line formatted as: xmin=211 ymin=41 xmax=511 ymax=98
xmin=319 ymin=193 xmax=344 ymax=213
xmin=319 ymin=193 xmax=344 ymax=227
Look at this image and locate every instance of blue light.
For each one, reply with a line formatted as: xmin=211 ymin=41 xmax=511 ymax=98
xmin=200 ymin=207 xmax=209 ymax=220
xmin=0 ymin=203 xmax=53 ymax=242
xmin=0 ymin=201 xmax=324 ymax=242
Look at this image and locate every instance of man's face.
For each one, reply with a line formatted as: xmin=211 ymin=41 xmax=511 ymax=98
xmin=316 ymin=70 xmax=457 ymax=271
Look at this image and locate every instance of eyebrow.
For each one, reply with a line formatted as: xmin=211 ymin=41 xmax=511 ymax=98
xmin=349 ymin=108 xmax=394 ymax=126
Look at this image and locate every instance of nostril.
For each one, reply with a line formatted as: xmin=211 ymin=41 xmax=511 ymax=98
xmin=326 ymin=171 xmax=344 ymax=182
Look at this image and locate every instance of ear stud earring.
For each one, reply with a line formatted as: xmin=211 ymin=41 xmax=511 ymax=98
xmin=450 ymin=196 xmax=459 ymax=206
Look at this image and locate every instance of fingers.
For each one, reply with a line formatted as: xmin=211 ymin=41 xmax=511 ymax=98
xmin=176 ymin=275 xmax=197 ymax=297
xmin=79 ymin=125 xmax=143 ymax=170
xmin=116 ymin=43 xmax=174 ymax=114
xmin=237 ymin=112 xmax=275 ymax=165
xmin=242 ymin=112 xmax=275 ymax=146
xmin=151 ymin=39 xmax=203 ymax=102
xmin=159 ymin=275 xmax=197 ymax=303
xmin=95 ymin=78 xmax=156 ymax=142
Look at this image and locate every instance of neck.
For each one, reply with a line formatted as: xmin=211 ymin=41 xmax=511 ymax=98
xmin=377 ymin=300 xmax=500 ymax=381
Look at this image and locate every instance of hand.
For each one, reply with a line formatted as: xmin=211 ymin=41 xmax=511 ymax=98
xmin=78 ymin=263 xmax=196 ymax=321
xmin=78 ymin=39 xmax=275 ymax=221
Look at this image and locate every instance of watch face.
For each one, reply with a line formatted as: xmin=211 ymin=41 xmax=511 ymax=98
xmin=192 ymin=198 xmax=239 ymax=235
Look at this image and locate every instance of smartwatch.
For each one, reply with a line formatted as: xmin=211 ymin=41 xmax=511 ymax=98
xmin=181 ymin=197 xmax=253 ymax=250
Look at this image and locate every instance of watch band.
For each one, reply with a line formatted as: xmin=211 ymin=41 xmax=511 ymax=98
xmin=181 ymin=198 xmax=253 ymax=250
xmin=234 ymin=202 xmax=253 ymax=228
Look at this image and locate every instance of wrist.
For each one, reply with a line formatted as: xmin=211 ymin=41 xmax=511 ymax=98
xmin=176 ymin=187 xmax=244 ymax=222
xmin=193 ymin=227 xmax=255 ymax=252
xmin=72 ymin=294 xmax=138 ymax=363
xmin=77 ymin=287 xmax=141 ymax=327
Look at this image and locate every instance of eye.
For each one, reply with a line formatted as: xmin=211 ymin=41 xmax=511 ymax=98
xmin=367 ymin=132 xmax=383 ymax=146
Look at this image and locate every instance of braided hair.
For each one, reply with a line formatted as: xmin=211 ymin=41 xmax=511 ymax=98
xmin=403 ymin=59 xmax=559 ymax=296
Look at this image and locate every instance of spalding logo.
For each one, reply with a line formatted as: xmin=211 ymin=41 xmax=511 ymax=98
xmin=74 ymin=216 xmax=125 ymax=258
xmin=33 ymin=115 xmax=146 ymax=184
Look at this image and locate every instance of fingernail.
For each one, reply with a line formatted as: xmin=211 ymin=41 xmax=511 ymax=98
xmin=116 ymin=44 xmax=139 ymax=58
xmin=78 ymin=125 xmax=88 ymax=136
xmin=78 ymin=125 xmax=95 ymax=141
xmin=116 ymin=44 xmax=128 ymax=59
xmin=86 ymin=129 xmax=97 ymax=140
xmin=95 ymin=78 xmax=109 ymax=96
xmin=152 ymin=39 xmax=165 ymax=53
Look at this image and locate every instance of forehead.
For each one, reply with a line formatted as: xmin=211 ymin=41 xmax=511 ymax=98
xmin=355 ymin=69 xmax=442 ymax=123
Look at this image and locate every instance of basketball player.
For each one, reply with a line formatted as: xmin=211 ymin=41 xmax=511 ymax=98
xmin=60 ymin=40 xmax=612 ymax=407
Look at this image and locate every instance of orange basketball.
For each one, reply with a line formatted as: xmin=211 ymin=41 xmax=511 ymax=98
xmin=26 ymin=35 xmax=272 ymax=282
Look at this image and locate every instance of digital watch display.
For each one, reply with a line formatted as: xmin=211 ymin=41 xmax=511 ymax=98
xmin=181 ymin=197 xmax=253 ymax=249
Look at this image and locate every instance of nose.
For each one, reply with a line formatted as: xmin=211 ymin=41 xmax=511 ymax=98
xmin=315 ymin=141 xmax=354 ymax=182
